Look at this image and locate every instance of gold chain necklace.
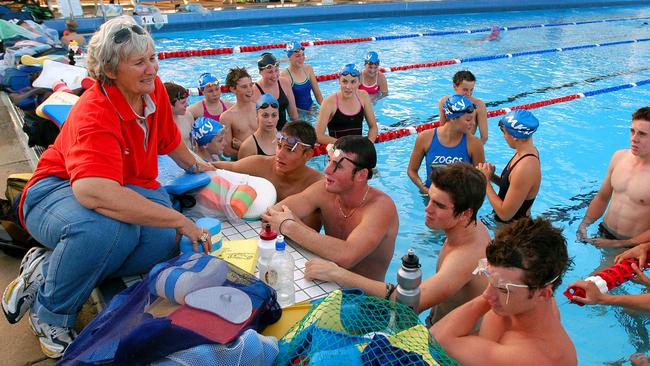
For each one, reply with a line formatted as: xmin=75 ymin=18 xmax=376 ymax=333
xmin=337 ymin=186 xmax=370 ymax=219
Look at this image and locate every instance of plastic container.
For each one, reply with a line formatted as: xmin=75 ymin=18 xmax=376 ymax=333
xmin=179 ymin=217 xmax=222 ymax=253
xmin=257 ymin=223 xmax=277 ymax=279
xmin=396 ymin=248 xmax=422 ymax=312
xmin=264 ymin=235 xmax=295 ymax=307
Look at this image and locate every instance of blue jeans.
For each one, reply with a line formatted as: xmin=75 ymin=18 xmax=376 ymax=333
xmin=23 ymin=176 xmax=178 ymax=327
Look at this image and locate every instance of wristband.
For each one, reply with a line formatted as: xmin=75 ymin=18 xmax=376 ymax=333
xmin=385 ymin=283 xmax=396 ymax=300
xmin=279 ymin=218 xmax=295 ymax=236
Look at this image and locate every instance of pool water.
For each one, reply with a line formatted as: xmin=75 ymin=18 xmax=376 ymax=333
xmin=155 ymin=5 xmax=650 ymax=365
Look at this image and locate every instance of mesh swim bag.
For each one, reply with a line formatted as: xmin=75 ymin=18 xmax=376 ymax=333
xmin=274 ymin=290 xmax=460 ymax=366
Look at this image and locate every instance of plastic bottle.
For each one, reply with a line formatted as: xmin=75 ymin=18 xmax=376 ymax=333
xmin=264 ymin=235 xmax=295 ymax=307
xmin=396 ymin=248 xmax=422 ymax=313
xmin=257 ymin=223 xmax=277 ymax=279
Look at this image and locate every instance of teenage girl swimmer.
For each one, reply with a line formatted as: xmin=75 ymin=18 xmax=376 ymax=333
xmin=252 ymin=52 xmax=298 ymax=131
xmin=482 ymin=25 xmax=500 ymax=41
xmin=438 ymin=70 xmax=488 ymax=144
xmin=315 ymin=63 xmax=378 ymax=145
xmin=408 ymin=94 xmax=485 ymax=194
xmin=238 ymin=93 xmax=279 ymax=160
xmin=477 ymin=109 xmax=541 ymax=223
xmin=359 ymin=51 xmax=388 ymax=102
xmin=188 ymin=72 xmax=230 ymax=121
xmin=280 ymin=42 xmax=323 ymax=114
xmin=190 ymin=116 xmax=227 ymax=162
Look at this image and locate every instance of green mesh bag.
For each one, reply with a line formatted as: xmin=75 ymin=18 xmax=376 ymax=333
xmin=273 ymin=290 xmax=460 ymax=366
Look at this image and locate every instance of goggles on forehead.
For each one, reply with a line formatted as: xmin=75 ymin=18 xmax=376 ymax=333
xmin=326 ymin=143 xmax=364 ymax=173
xmin=113 ymin=24 xmax=146 ymax=44
xmin=258 ymin=101 xmax=279 ymax=110
xmin=260 ymin=62 xmax=280 ymax=71
xmin=276 ymin=132 xmax=311 ymax=152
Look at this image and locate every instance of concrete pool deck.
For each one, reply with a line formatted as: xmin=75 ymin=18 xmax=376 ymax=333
xmin=0 ymin=0 xmax=648 ymax=363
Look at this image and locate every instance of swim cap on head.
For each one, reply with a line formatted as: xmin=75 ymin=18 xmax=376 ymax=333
xmin=258 ymin=52 xmax=279 ymax=69
xmin=198 ymin=73 xmax=219 ymax=91
xmin=256 ymin=93 xmax=279 ymax=110
xmin=499 ymin=109 xmax=539 ymax=138
xmin=191 ymin=116 xmax=224 ymax=146
xmin=339 ymin=63 xmax=360 ymax=78
xmin=286 ymin=42 xmax=304 ymax=58
xmin=444 ymin=94 xmax=476 ymax=119
xmin=364 ymin=51 xmax=380 ymax=64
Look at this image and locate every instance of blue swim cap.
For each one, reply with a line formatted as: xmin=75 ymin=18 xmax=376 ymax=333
xmin=339 ymin=63 xmax=360 ymax=78
xmin=499 ymin=109 xmax=539 ymax=139
xmin=190 ymin=116 xmax=224 ymax=146
xmin=444 ymin=94 xmax=476 ymax=119
xmin=364 ymin=51 xmax=380 ymax=64
xmin=286 ymin=42 xmax=304 ymax=58
xmin=256 ymin=93 xmax=279 ymax=110
xmin=198 ymin=73 xmax=219 ymax=91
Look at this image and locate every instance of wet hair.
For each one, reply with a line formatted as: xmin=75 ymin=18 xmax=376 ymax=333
xmin=333 ymin=136 xmax=377 ymax=179
xmin=632 ymin=106 xmax=650 ymax=122
xmin=282 ymin=120 xmax=316 ymax=148
xmin=163 ymin=82 xmax=188 ymax=105
xmin=487 ymin=217 xmax=572 ymax=293
xmin=86 ymin=16 xmax=154 ymax=85
xmin=452 ymin=70 xmax=476 ymax=86
xmin=225 ymin=67 xmax=251 ymax=89
xmin=428 ymin=163 xmax=486 ymax=224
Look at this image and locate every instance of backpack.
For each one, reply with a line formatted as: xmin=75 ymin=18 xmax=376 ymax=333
xmin=0 ymin=173 xmax=42 ymax=257
xmin=22 ymin=110 xmax=59 ymax=148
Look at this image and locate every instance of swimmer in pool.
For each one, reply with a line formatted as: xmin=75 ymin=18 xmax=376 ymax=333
xmin=482 ymin=25 xmax=501 ymax=41
xmin=438 ymin=70 xmax=489 ymax=144
xmin=359 ymin=51 xmax=388 ymax=102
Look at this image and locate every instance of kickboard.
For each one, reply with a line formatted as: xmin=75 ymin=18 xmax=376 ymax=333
xmin=35 ymin=91 xmax=79 ymax=127
xmin=157 ymin=155 xmax=210 ymax=195
xmin=41 ymin=104 xmax=74 ymax=127
xmin=20 ymin=54 xmax=67 ymax=66
xmin=32 ymin=59 xmax=88 ymax=90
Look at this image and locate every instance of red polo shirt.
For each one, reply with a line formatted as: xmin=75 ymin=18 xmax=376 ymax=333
xmin=19 ymin=76 xmax=181 ymax=226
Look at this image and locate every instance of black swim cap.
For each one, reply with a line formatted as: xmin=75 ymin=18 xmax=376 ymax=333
xmin=258 ymin=52 xmax=278 ymax=69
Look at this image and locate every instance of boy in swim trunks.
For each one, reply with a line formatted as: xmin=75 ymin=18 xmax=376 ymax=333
xmin=577 ymin=107 xmax=650 ymax=247
xmin=438 ymin=70 xmax=488 ymax=144
xmin=188 ymin=73 xmax=230 ymax=122
xmin=219 ymin=67 xmax=258 ymax=159
xmin=164 ymin=82 xmax=194 ymax=149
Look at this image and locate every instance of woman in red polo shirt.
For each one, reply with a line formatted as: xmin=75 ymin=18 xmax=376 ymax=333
xmin=2 ymin=16 xmax=213 ymax=358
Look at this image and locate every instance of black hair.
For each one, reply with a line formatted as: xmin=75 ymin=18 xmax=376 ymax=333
xmin=282 ymin=120 xmax=316 ymax=148
xmin=429 ymin=163 xmax=485 ymax=224
xmin=452 ymin=70 xmax=476 ymax=86
xmin=333 ymin=135 xmax=376 ymax=179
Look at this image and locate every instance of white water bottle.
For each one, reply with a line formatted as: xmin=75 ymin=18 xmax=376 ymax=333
xmin=265 ymin=235 xmax=295 ymax=307
xmin=258 ymin=223 xmax=277 ymax=280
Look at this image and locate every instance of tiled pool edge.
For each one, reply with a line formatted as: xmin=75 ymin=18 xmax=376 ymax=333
xmin=44 ymin=0 xmax=650 ymax=34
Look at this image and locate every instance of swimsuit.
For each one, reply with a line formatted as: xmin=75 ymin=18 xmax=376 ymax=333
xmin=202 ymin=99 xmax=227 ymax=121
xmin=359 ymin=72 xmax=380 ymax=95
xmin=252 ymin=135 xmax=272 ymax=156
xmin=327 ymin=92 xmax=364 ymax=139
xmin=288 ymin=68 xmax=313 ymax=110
xmin=598 ymin=221 xmax=632 ymax=240
xmin=495 ymin=153 xmax=539 ymax=223
xmin=424 ymin=128 xmax=471 ymax=187
xmin=255 ymin=81 xmax=290 ymax=131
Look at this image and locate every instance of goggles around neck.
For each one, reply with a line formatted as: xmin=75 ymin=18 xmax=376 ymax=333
xmin=113 ymin=24 xmax=146 ymax=44
xmin=276 ymin=132 xmax=311 ymax=152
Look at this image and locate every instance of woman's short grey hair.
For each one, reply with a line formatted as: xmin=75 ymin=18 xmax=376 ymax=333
xmin=86 ymin=16 xmax=154 ymax=84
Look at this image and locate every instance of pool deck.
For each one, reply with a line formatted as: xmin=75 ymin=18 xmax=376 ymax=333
xmin=0 ymin=0 xmax=648 ymax=363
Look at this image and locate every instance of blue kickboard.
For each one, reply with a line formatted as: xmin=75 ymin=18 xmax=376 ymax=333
xmin=157 ymin=155 xmax=210 ymax=195
xmin=41 ymin=104 xmax=73 ymax=127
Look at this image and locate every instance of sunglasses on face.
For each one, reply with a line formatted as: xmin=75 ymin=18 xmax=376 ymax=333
xmin=113 ymin=24 xmax=146 ymax=44
xmin=326 ymin=143 xmax=364 ymax=173
xmin=276 ymin=132 xmax=311 ymax=152
xmin=258 ymin=101 xmax=279 ymax=110
xmin=260 ymin=63 xmax=280 ymax=71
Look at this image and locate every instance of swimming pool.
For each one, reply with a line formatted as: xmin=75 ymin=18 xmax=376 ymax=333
xmin=155 ymin=4 xmax=650 ymax=364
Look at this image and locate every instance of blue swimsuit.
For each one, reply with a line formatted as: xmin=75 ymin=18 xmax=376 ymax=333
xmin=288 ymin=68 xmax=313 ymax=110
xmin=424 ymin=128 xmax=471 ymax=187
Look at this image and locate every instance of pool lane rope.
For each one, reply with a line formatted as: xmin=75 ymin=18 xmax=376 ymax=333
xmin=308 ymin=78 xmax=650 ymax=156
xmin=157 ymin=16 xmax=650 ymax=60
xmin=187 ymin=37 xmax=650 ymax=95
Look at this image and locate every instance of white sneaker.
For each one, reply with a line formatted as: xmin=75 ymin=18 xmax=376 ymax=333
xmin=2 ymin=247 xmax=50 ymax=324
xmin=28 ymin=311 xmax=77 ymax=359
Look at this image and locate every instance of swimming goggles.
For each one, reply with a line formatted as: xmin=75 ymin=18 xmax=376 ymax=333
xmin=365 ymin=61 xmax=380 ymax=66
xmin=326 ymin=143 xmax=364 ymax=173
xmin=258 ymin=101 xmax=279 ymax=110
xmin=260 ymin=62 xmax=280 ymax=71
xmin=339 ymin=64 xmax=360 ymax=78
xmin=172 ymin=89 xmax=189 ymax=103
xmin=113 ymin=24 xmax=146 ymax=44
xmin=276 ymin=132 xmax=311 ymax=152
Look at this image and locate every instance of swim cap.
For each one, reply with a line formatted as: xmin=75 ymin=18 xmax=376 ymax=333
xmin=256 ymin=93 xmax=279 ymax=110
xmin=444 ymin=94 xmax=476 ymax=119
xmin=339 ymin=63 xmax=360 ymax=78
xmin=198 ymin=73 xmax=219 ymax=91
xmin=364 ymin=51 xmax=380 ymax=64
xmin=286 ymin=42 xmax=304 ymax=58
xmin=258 ymin=52 xmax=279 ymax=69
xmin=499 ymin=109 xmax=539 ymax=138
xmin=191 ymin=116 xmax=224 ymax=146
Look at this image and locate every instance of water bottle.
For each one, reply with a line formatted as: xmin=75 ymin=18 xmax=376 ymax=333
xmin=257 ymin=223 xmax=277 ymax=279
xmin=264 ymin=235 xmax=295 ymax=307
xmin=396 ymin=248 xmax=422 ymax=313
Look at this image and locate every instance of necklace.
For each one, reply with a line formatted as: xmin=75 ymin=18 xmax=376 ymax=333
xmin=337 ymin=186 xmax=370 ymax=219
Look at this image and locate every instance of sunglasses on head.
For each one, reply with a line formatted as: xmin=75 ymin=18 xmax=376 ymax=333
xmin=113 ymin=24 xmax=146 ymax=44
xmin=258 ymin=101 xmax=279 ymax=110
xmin=260 ymin=62 xmax=280 ymax=71
xmin=326 ymin=143 xmax=365 ymax=173
xmin=276 ymin=132 xmax=311 ymax=152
